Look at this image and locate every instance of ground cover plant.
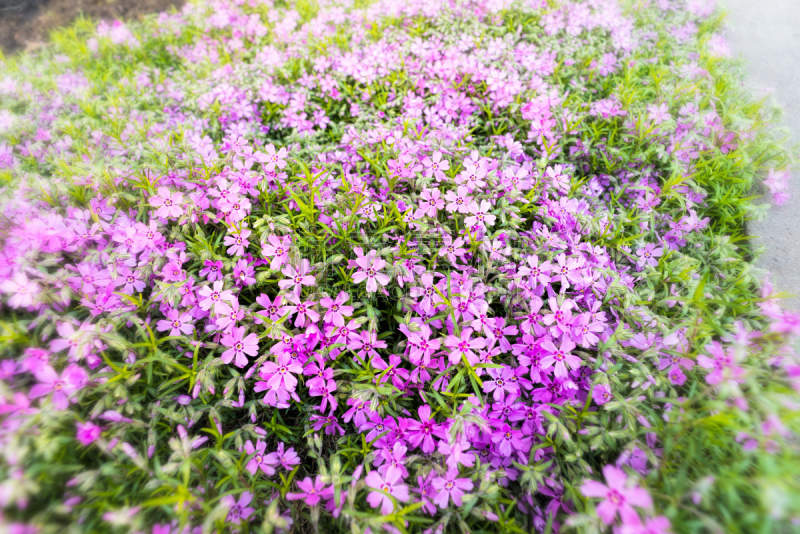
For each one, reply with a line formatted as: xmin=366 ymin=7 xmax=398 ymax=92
xmin=1 ymin=0 xmax=799 ymax=532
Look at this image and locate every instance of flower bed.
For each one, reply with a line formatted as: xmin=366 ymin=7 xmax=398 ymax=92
xmin=1 ymin=0 xmax=799 ymax=532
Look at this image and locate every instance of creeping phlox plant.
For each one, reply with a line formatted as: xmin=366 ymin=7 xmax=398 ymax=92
xmin=1 ymin=0 xmax=799 ymax=532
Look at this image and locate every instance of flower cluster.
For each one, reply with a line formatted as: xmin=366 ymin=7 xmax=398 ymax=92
xmin=0 ymin=0 xmax=798 ymax=533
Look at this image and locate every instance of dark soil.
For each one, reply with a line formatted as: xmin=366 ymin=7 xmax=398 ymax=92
xmin=0 ymin=0 xmax=184 ymax=55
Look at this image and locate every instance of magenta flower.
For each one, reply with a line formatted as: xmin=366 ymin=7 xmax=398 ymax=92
xmin=365 ymin=469 xmax=410 ymax=515
xmin=540 ymin=339 xmax=581 ymax=378
xmin=149 ymin=187 xmax=184 ymax=218
xmin=287 ymin=476 xmax=328 ymax=506
xmin=343 ymin=398 xmax=371 ymax=427
xmin=221 ymin=491 xmax=255 ymax=523
xmin=666 ymin=366 xmax=687 ymax=386
xmin=431 ymin=469 xmax=474 ymax=508
xmin=491 ymin=423 xmax=531 ymax=456
xmin=444 ymin=328 xmax=487 ymax=366
xmin=155 ymin=308 xmax=194 ymax=337
xmin=244 ymin=439 xmax=278 ymax=476
xmin=254 ymin=293 xmax=289 ymax=323
xmin=76 ymin=421 xmax=102 ymax=446
xmin=593 ymin=384 xmax=613 ymax=405
xmin=275 ymin=442 xmax=300 ymax=470
xmin=261 ymin=234 xmax=292 ymax=270
xmin=403 ymin=325 xmax=441 ymax=366
xmin=320 ymin=291 xmax=354 ymax=327
xmin=483 ymin=366 xmax=520 ymax=401
xmin=407 ymin=404 xmax=446 ymax=453
xmin=199 ymin=260 xmax=223 ymax=281
xmin=580 ymin=465 xmax=653 ymax=525
xmin=348 ymin=330 xmax=387 ymax=360
xmin=29 ymin=363 xmax=88 ymax=410
xmin=619 ymin=515 xmax=672 ymax=534
xmin=352 ymin=253 xmax=390 ymax=293
xmin=220 ymin=326 xmax=259 ymax=368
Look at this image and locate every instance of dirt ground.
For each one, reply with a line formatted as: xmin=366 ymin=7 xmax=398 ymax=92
xmin=0 ymin=0 xmax=184 ymax=54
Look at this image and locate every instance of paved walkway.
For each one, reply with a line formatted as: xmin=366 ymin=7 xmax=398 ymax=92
xmin=723 ymin=0 xmax=800 ymax=310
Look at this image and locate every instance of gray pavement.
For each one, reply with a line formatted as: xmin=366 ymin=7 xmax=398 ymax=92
xmin=723 ymin=0 xmax=800 ymax=310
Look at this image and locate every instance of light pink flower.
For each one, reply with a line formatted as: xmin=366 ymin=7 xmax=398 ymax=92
xmin=29 ymin=363 xmax=88 ymax=410
xmin=580 ymin=465 xmax=653 ymax=525
xmin=149 ymin=187 xmax=184 ymax=218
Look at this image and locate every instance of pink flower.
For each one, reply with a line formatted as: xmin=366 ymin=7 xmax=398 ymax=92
xmin=697 ymin=341 xmax=745 ymax=386
xmin=438 ymin=234 xmax=467 ymax=264
xmin=410 ymin=273 xmax=442 ymax=313
xmin=593 ymin=384 xmax=612 ymax=405
xmin=275 ymin=442 xmax=300 ymax=470
xmin=155 ymin=309 xmax=194 ymax=337
xmin=220 ymin=326 xmax=259 ymax=368
xmin=444 ymin=186 xmax=472 ymax=214
xmin=352 ymin=253 xmax=390 ymax=293
xmin=286 ymin=476 xmax=327 ymax=506
xmin=320 ymin=291 xmax=354 ymax=327
xmin=262 ymin=234 xmax=292 ymax=270
xmin=464 ymin=199 xmax=496 ymax=229
xmin=444 ymin=328 xmax=487 ymax=366
xmin=199 ymin=260 xmax=223 ymax=281
xmin=580 ymin=465 xmax=653 ymax=525
xmin=415 ymin=188 xmax=444 ymax=219
xmin=76 ymin=421 xmax=102 ymax=446
xmin=224 ymin=228 xmax=251 ymax=256
xmin=198 ymin=281 xmax=236 ymax=312
xmin=1 ymin=272 xmax=38 ymax=308
xmin=262 ymin=143 xmax=288 ymax=172
xmin=407 ymin=404 xmax=447 ymax=453
xmin=284 ymin=295 xmax=320 ymax=327
xmin=365 ymin=469 xmax=409 ymax=515
xmin=244 ymin=439 xmax=278 ymax=476
xmin=666 ymin=366 xmax=687 ymax=386
xmin=431 ymin=469 xmax=474 ymax=508
xmin=619 ymin=515 xmax=672 ymax=534
xmin=149 ymin=187 xmax=184 ymax=218
xmin=540 ymin=339 xmax=581 ymax=378
xmin=278 ymin=259 xmax=316 ymax=295
xmin=348 ymin=330 xmax=387 ymax=360
xmin=422 ymin=151 xmax=450 ymax=181
xmin=221 ymin=491 xmax=255 ymax=523
xmin=259 ymin=353 xmax=303 ymax=392
xmin=29 ymin=363 xmax=88 ymax=410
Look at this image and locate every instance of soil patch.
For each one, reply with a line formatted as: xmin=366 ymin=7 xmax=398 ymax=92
xmin=0 ymin=0 xmax=184 ymax=55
